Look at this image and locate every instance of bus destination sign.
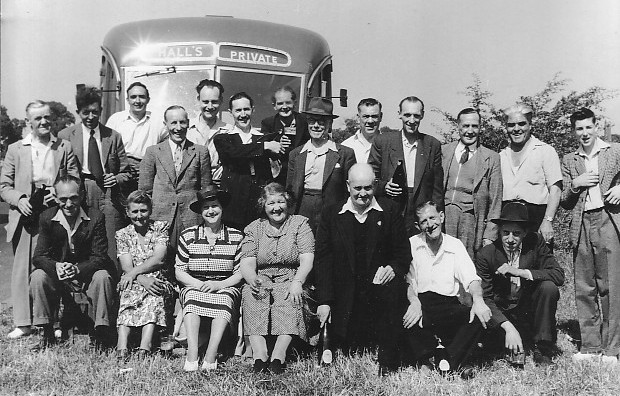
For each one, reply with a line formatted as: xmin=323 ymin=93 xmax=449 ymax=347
xmin=133 ymin=42 xmax=216 ymax=63
xmin=219 ymin=44 xmax=291 ymax=67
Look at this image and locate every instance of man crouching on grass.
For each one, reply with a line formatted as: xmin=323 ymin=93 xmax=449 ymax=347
xmin=403 ymin=201 xmax=492 ymax=378
xmin=30 ymin=175 xmax=116 ymax=350
xmin=475 ymin=202 xmax=564 ymax=366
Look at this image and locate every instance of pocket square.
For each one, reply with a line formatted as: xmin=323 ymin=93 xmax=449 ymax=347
xmin=335 ymin=163 xmax=341 ymax=169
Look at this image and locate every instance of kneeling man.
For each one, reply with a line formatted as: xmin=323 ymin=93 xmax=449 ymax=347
xmin=403 ymin=201 xmax=492 ymax=374
xmin=475 ymin=202 xmax=564 ymax=365
xmin=315 ymin=163 xmax=412 ymax=375
xmin=30 ymin=175 xmax=116 ymax=349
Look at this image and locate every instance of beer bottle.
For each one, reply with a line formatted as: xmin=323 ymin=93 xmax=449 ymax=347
xmin=392 ymin=160 xmax=407 ymax=191
xmin=435 ymin=336 xmax=450 ymax=375
xmin=318 ymin=323 xmax=333 ymax=366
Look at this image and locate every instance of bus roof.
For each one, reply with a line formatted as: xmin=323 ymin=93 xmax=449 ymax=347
xmin=102 ymin=16 xmax=331 ymax=72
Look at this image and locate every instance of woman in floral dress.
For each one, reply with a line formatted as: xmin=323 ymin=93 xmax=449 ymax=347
xmin=115 ymin=190 xmax=172 ymax=358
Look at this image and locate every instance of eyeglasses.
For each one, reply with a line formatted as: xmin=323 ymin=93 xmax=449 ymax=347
xmin=506 ymin=121 xmax=528 ymax=128
xmin=307 ymin=117 xmax=328 ymax=126
xmin=58 ymin=196 xmax=80 ymax=204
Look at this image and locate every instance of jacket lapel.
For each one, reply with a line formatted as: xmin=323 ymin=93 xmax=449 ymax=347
xmin=99 ymin=125 xmax=112 ymax=169
xmin=322 ymin=149 xmax=339 ymax=187
xmin=19 ymin=143 xmax=33 ymax=185
xmin=335 ymin=211 xmax=357 ymax=273
xmin=72 ymin=126 xmax=84 ymax=165
xmin=599 ymin=145 xmax=610 ymax=185
xmin=442 ymin=142 xmax=457 ymax=190
xmin=157 ymin=142 xmax=177 ymax=185
xmin=389 ymin=133 xmax=405 ymax=176
xmin=473 ymin=148 xmax=489 ymax=190
xmin=572 ymin=153 xmax=586 ymax=176
xmin=51 ymin=140 xmax=63 ymax=178
xmin=364 ymin=210 xmax=382 ymax=268
xmin=413 ymin=135 xmax=430 ymax=189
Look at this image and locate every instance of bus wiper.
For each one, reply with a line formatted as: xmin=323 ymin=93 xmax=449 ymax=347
xmin=134 ymin=66 xmax=177 ymax=78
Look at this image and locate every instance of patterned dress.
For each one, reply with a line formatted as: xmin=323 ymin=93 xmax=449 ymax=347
xmin=116 ymin=220 xmax=171 ymax=327
xmin=240 ymin=215 xmax=315 ymax=340
xmin=176 ymin=224 xmax=243 ymax=323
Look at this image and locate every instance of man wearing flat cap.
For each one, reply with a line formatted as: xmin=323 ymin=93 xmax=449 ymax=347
xmin=475 ymin=202 xmax=565 ymax=366
xmin=287 ymin=97 xmax=356 ymax=232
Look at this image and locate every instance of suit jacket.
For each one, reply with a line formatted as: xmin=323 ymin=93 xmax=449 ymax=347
xmin=475 ymin=233 xmax=565 ymax=328
xmin=0 ymin=137 xmax=79 ymax=242
xmin=214 ymin=131 xmax=274 ymax=227
xmin=560 ymin=142 xmax=620 ymax=247
xmin=368 ymin=130 xmax=444 ymax=210
xmin=442 ymin=141 xmax=503 ymax=252
xmin=58 ymin=123 xmax=131 ymax=204
xmin=32 ymin=206 xmax=114 ymax=283
xmin=138 ymin=139 xmax=211 ymax=229
xmin=287 ymin=143 xmax=356 ymax=213
xmin=315 ymin=198 xmax=412 ymax=337
xmin=260 ymin=111 xmax=310 ymax=149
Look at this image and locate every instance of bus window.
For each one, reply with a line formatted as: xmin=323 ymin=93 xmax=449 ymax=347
xmin=217 ymin=67 xmax=303 ymax=128
xmin=124 ymin=66 xmax=214 ymax=124
xmin=100 ymin=56 xmax=120 ymax=123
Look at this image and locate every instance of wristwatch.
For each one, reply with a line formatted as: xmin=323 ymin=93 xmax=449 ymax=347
xmin=544 ymin=216 xmax=554 ymax=222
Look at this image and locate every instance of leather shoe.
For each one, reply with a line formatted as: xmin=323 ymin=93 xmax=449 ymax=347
xmin=269 ymin=359 xmax=285 ymax=374
xmin=30 ymin=336 xmax=57 ymax=352
xmin=7 ymin=327 xmax=32 ymax=339
xmin=253 ymin=359 xmax=269 ymax=373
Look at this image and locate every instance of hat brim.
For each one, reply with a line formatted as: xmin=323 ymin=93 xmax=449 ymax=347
xmin=301 ymin=110 xmax=339 ymax=119
xmin=189 ymin=191 xmax=231 ymax=213
xmin=491 ymin=218 xmax=532 ymax=225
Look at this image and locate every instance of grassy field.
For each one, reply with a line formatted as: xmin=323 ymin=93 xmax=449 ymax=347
xmin=1 ymin=249 xmax=620 ymax=396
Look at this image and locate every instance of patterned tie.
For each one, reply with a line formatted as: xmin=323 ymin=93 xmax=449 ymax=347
xmin=459 ymin=145 xmax=470 ymax=165
xmin=174 ymin=144 xmax=183 ymax=174
xmin=88 ymin=130 xmax=104 ymax=181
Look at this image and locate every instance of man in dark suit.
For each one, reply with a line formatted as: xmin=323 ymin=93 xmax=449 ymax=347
xmin=475 ymin=202 xmax=564 ymax=366
xmin=315 ymin=163 xmax=411 ymax=375
xmin=260 ymin=86 xmax=310 ymax=186
xmin=287 ymin=97 xmax=356 ymax=232
xmin=442 ymin=108 xmax=502 ymax=258
xmin=58 ymin=87 xmax=132 ymax=273
xmin=139 ymin=105 xmax=211 ymax=250
xmin=369 ymin=96 xmax=443 ymax=236
xmin=30 ymin=175 xmax=116 ymax=349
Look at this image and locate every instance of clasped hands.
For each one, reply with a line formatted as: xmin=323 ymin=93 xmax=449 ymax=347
xmin=55 ymin=262 xmax=79 ymax=281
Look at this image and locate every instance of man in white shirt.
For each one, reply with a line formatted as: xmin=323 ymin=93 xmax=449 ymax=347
xmin=106 ymin=82 xmax=168 ymax=193
xmin=342 ymin=98 xmax=383 ymax=163
xmin=403 ymin=201 xmax=491 ymax=376
xmin=187 ymin=79 xmax=231 ymax=186
xmin=561 ymin=108 xmax=620 ymax=363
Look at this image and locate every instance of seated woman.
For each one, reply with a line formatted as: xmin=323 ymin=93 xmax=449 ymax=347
xmin=175 ymin=186 xmax=244 ymax=372
xmin=116 ymin=190 xmax=173 ymax=359
xmin=240 ymin=182 xmax=314 ymax=374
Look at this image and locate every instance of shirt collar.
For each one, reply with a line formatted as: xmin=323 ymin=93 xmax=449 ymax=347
xmin=189 ymin=116 xmax=230 ymax=132
xmin=51 ymin=207 xmax=90 ymax=226
xmin=229 ymin=126 xmax=262 ymax=136
xmin=126 ymin=110 xmax=150 ymax=124
xmin=339 ymin=196 xmax=383 ymax=215
xmin=576 ymin=137 xmax=610 ymax=157
xmin=414 ymin=232 xmax=457 ymax=255
xmin=300 ymin=139 xmax=338 ymax=154
xmin=401 ymin=131 xmax=418 ymax=149
xmin=354 ymin=130 xmax=372 ymax=146
xmin=81 ymin=123 xmax=100 ymax=136
xmin=22 ymin=134 xmax=57 ymax=146
xmin=168 ymin=138 xmax=186 ymax=152
xmin=456 ymin=141 xmax=477 ymax=156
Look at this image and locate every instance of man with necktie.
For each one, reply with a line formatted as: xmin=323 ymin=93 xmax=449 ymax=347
xmin=442 ymin=108 xmax=502 ymax=258
xmin=58 ymin=87 xmax=132 ymax=275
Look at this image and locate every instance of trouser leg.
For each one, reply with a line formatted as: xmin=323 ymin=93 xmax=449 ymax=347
xmin=599 ymin=210 xmax=620 ymax=356
xmin=30 ymin=269 xmax=61 ymax=327
xmin=11 ymin=226 xmax=37 ymax=327
xmin=86 ymin=270 xmax=115 ymax=328
xmin=574 ymin=211 xmax=603 ymax=353
xmin=371 ymin=282 xmax=405 ymax=368
xmin=528 ymin=280 xmax=560 ymax=343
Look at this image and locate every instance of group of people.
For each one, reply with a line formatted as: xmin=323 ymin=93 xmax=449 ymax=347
xmin=2 ymin=78 xmax=620 ymax=378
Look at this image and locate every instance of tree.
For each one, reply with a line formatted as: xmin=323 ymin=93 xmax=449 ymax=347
xmin=1 ymin=106 xmax=23 ymax=160
xmin=432 ymin=73 xmax=618 ymax=157
xmin=47 ymin=101 xmax=75 ymax=136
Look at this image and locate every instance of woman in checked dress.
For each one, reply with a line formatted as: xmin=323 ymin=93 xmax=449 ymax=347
xmin=175 ymin=186 xmax=243 ymax=372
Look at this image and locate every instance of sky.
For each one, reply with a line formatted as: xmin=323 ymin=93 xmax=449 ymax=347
xmin=1 ymin=0 xmax=619 ymax=133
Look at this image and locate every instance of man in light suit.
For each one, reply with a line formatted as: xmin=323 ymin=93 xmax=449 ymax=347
xmin=58 ymin=87 xmax=132 ymax=274
xmin=287 ymin=97 xmax=356 ymax=232
xmin=561 ymin=107 xmax=620 ymax=363
xmin=315 ymin=164 xmax=411 ymax=375
xmin=139 ymin=105 xmax=211 ymax=251
xmin=442 ymin=108 xmax=502 ymax=258
xmin=1 ymin=100 xmax=79 ymax=339
xmin=369 ymin=96 xmax=443 ymax=236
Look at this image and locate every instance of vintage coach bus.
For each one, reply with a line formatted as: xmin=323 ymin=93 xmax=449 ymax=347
xmin=99 ymin=16 xmax=343 ymax=126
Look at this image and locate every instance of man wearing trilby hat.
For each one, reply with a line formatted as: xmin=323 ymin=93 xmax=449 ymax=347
xmin=287 ymin=97 xmax=356 ymax=232
xmin=475 ymin=201 xmax=564 ymax=366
